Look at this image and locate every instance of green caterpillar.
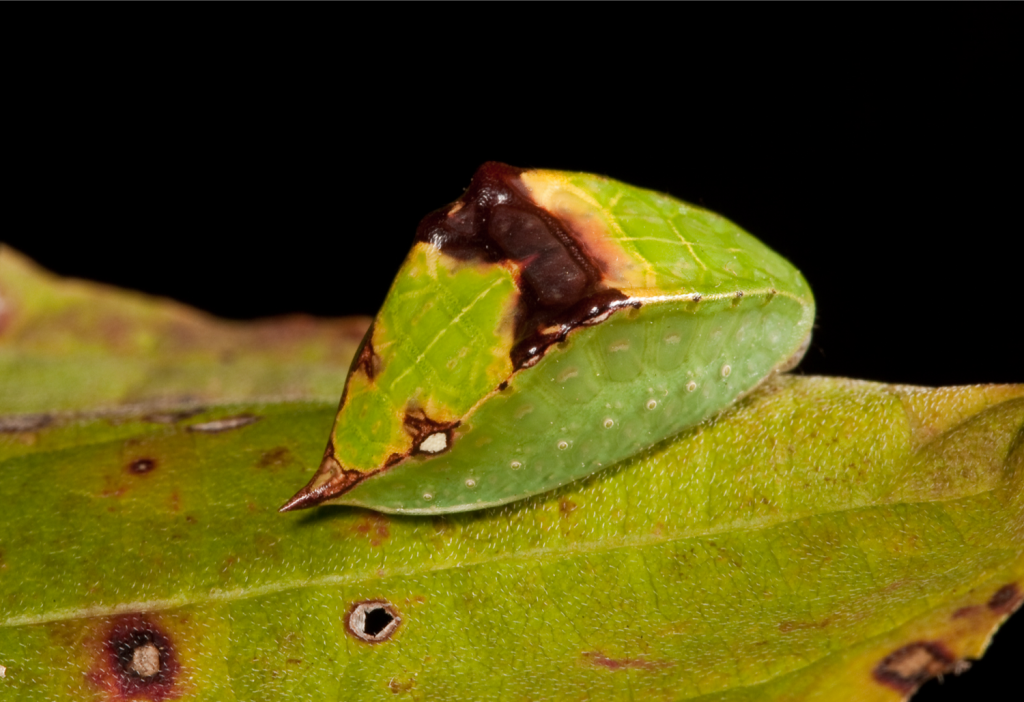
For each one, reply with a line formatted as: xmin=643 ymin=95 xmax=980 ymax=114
xmin=281 ymin=163 xmax=814 ymax=515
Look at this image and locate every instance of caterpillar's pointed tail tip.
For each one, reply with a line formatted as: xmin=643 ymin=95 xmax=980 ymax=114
xmin=279 ymin=455 xmax=366 ymax=513
xmin=278 ymin=488 xmax=321 ymax=513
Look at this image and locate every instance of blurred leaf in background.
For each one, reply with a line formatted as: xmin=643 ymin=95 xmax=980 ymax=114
xmin=0 ymin=246 xmax=370 ymax=415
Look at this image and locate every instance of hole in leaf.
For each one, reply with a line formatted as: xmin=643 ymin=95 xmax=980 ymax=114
xmin=346 ymin=601 xmax=400 ymax=643
xmin=363 ymin=607 xmax=393 ymax=636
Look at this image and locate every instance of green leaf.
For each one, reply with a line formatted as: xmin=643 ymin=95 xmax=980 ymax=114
xmin=0 ymin=245 xmax=370 ymax=414
xmin=2 ymin=250 xmax=1023 ymax=701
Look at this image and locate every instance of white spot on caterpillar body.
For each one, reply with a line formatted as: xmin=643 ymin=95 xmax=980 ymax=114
xmin=419 ymin=432 xmax=448 ymax=453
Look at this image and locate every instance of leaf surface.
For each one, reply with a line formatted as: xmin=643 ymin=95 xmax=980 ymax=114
xmin=2 ymin=377 xmax=1024 ymax=700
xmin=1 ymin=251 xmax=1023 ymax=701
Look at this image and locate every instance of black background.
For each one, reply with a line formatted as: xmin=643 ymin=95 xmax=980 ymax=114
xmin=4 ymin=18 xmax=1021 ymax=701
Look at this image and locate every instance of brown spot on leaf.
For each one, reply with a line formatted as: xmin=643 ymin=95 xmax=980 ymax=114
xmin=354 ymin=514 xmax=391 ymax=546
xmin=988 ymin=583 xmax=1022 ymax=614
xmin=873 ymin=641 xmax=957 ymax=694
xmin=346 ymin=601 xmax=400 ymax=643
xmin=187 ymin=414 xmax=260 ymax=433
xmin=219 ymin=555 xmax=239 ymax=580
xmin=103 ymin=614 xmax=179 ymax=701
xmin=582 ymin=651 xmax=667 ymax=671
xmin=559 ymin=499 xmax=578 ymax=518
xmin=778 ymin=618 xmax=830 ymax=633
xmin=127 ymin=458 xmax=157 ymax=475
xmin=952 ymin=605 xmax=983 ymax=619
xmin=257 ymin=447 xmax=292 ymax=469
xmin=388 ymin=676 xmax=416 ymax=694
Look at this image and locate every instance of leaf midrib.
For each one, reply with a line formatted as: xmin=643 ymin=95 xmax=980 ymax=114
xmin=1 ymin=486 xmax=1005 ymax=630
